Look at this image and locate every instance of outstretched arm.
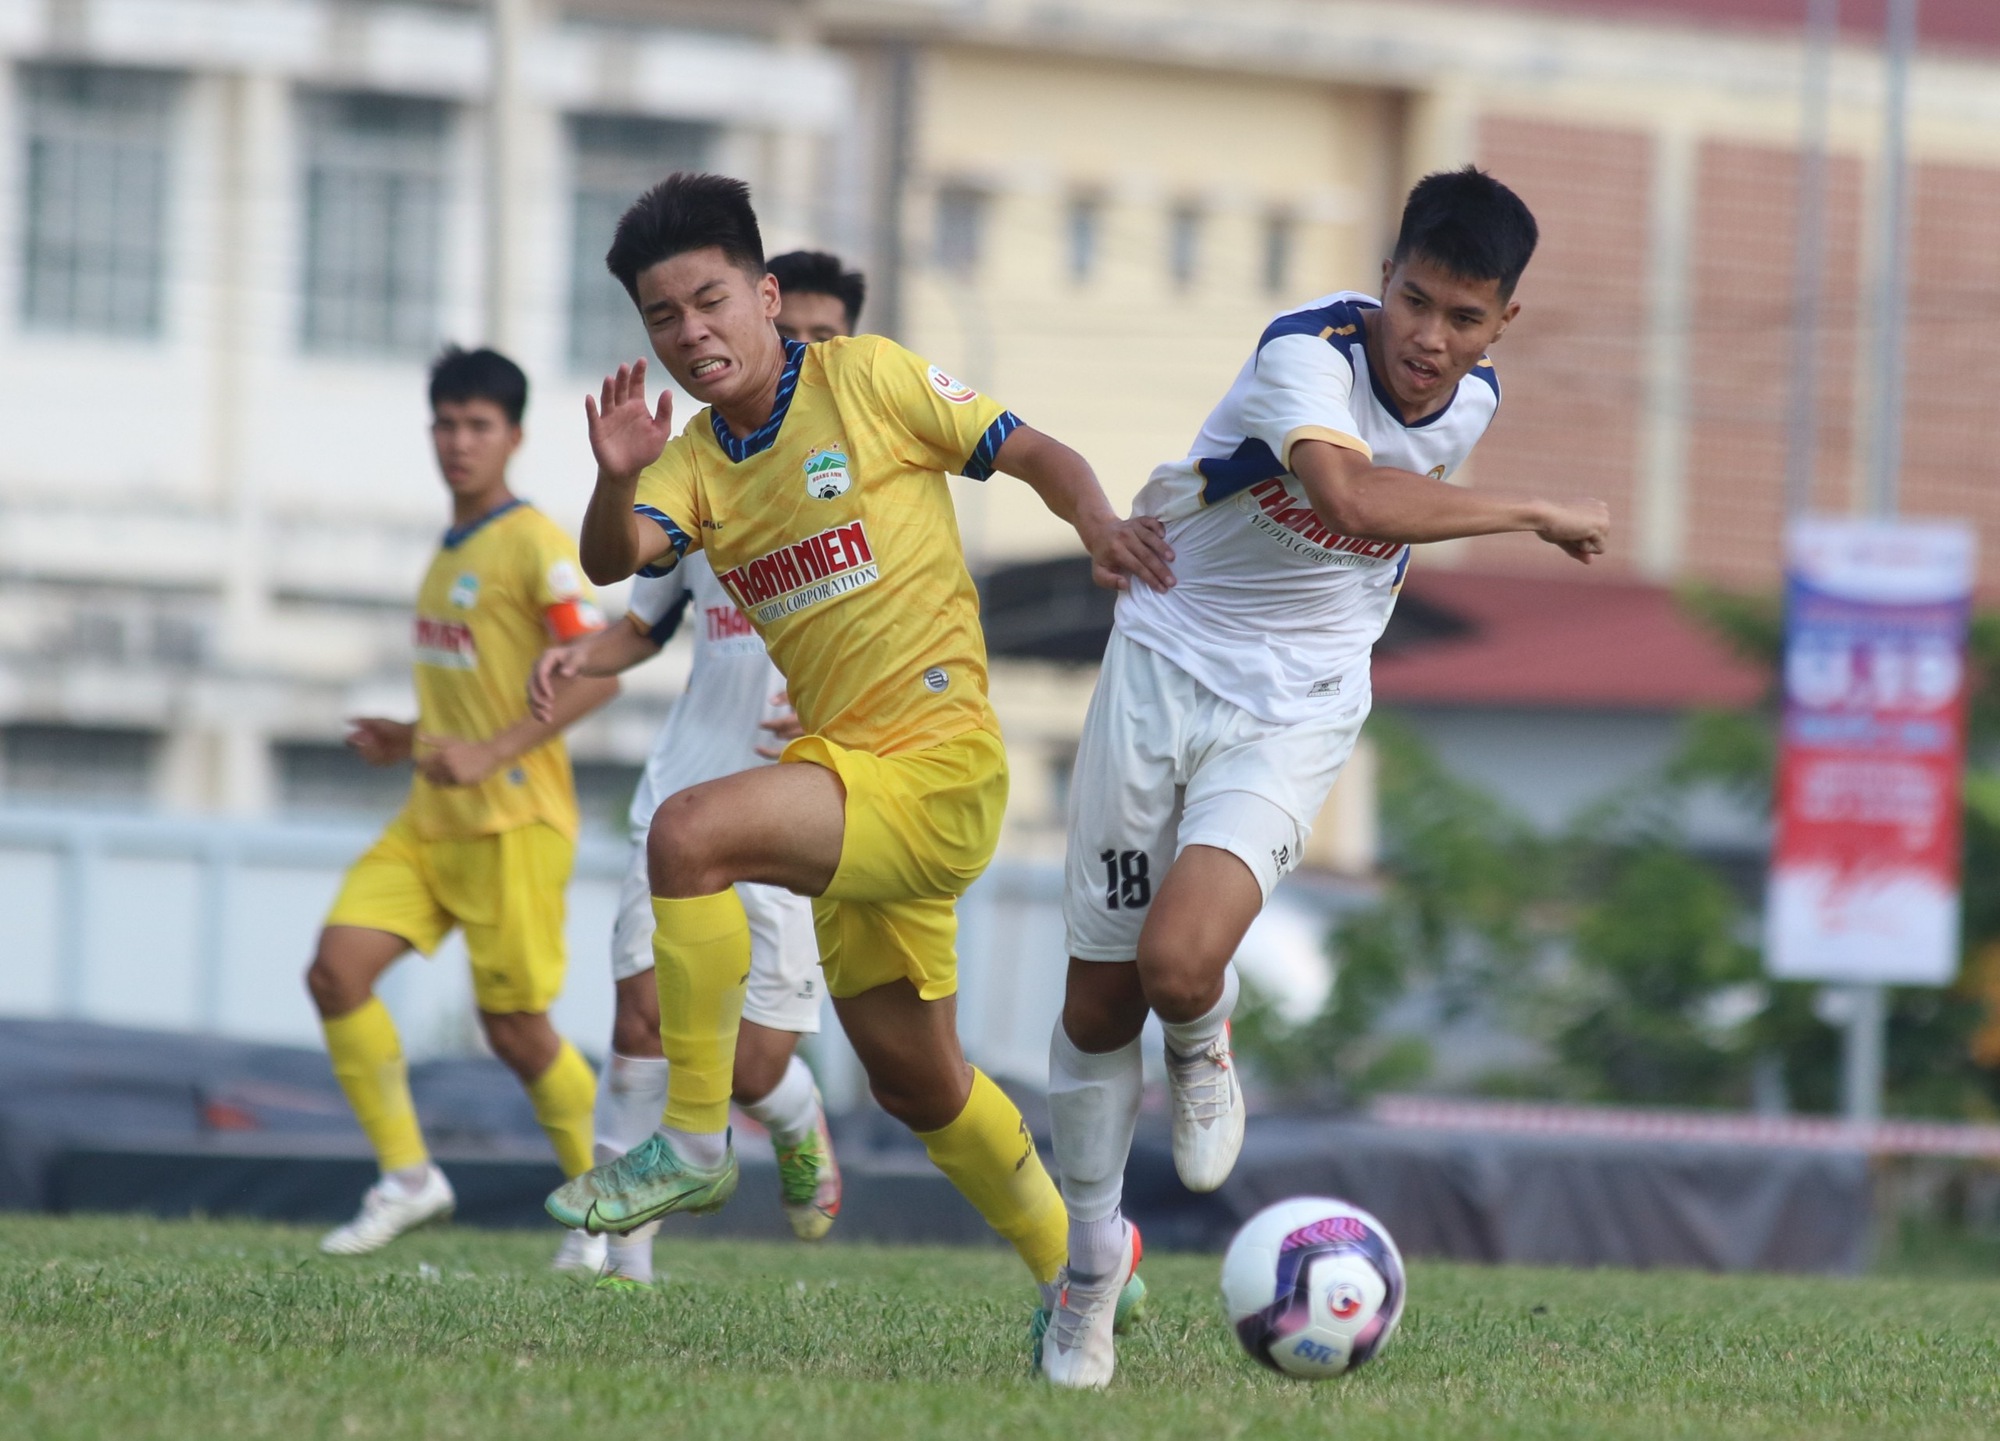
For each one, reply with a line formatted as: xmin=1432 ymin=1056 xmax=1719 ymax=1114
xmin=1290 ymin=440 xmax=1609 ymax=563
xmin=528 ymin=616 xmax=662 ymax=723
xmin=991 ymin=425 xmax=1176 ymax=592
xmin=581 ymin=359 xmax=680 ymax=584
xmin=418 ymin=673 xmax=619 ymax=788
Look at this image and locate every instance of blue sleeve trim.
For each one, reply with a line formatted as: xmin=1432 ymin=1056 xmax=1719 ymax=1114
xmin=633 ymin=504 xmax=692 ymax=578
xmin=645 ymin=587 xmax=693 ymax=646
xmin=1196 ymin=437 xmax=1288 ymax=507
xmin=1257 ymin=298 xmax=1369 ymax=359
xmin=961 ymin=410 xmax=1022 ymax=482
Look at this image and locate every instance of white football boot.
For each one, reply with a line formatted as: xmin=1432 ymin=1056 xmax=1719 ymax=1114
xmin=550 ymin=1228 xmax=608 ymax=1275
xmin=1165 ymin=1020 xmax=1246 ymax=1193
xmin=1038 ymin=1221 xmax=1142 ymax=1390
xmin=318 ymin=1166 xmax=455 ymax=1256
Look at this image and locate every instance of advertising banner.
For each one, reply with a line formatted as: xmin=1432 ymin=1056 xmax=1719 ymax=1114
xmin=1765 ymin=517 xmax=1976 ymax=985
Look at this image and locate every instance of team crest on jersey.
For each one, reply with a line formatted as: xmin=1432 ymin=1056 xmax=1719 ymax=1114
xmin=803 ymin=448 xmax=852 ymax=500
xmin=927 ymin=366 xmax=978 ymax=405
xmin=1427 ymin=465 xmax=1447 ymax=480
xmin=448 ymin=573 xmax=479 ymax=609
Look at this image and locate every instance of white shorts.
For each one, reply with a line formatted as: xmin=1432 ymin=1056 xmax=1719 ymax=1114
xmin=1063 ymin=630 xmax=1368 ymax=962
xmin=610 ymin=839 xmax=823 ymax=1033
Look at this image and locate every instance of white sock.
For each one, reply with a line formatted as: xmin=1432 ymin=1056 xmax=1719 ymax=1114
xmin=739 ymin=1054 xmax=819 ymax=1148
xmin=594 ymin=1051 xmax=670 ymax=1164
xmin=1070 ymin=1212 xmax=1128 ymax=1284
xmin=1047 ymin=1019 xmax=1144 ymax=1232
xmin=384 ymin=1163 xmax=432 ymax=1195
xmin=1161 ymin=966 xmax=1240 ymax=1059
xmin=657 ymin=1124 xmax=728 ymax=1169
xmin=606 ymin=1221 xmax=659 ymax=1283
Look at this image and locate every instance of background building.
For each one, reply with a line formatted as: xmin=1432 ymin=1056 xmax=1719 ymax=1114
xmin=3 ymin=0 xmax=1998 ymax=1065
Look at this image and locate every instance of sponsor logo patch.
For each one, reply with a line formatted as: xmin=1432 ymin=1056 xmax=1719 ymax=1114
xmin=546 ymin=560 xmax=582 ymax=600
xmin=803 ymin=447 xmax=852 ymax=500
xmin=1308 ymin=675 xmax=1342 ymax=698
xmin=448 ymin=572 xmax=479 ymax=609
xmin=414 ymin=616 xmax=478 ymax=669
xmin=1237 ymin=477 xmax=1405 ymax=568
xmin=715 ymin=521 xmax=880 ymax=626
xmin=927 ymin=365 xmax=978 ymax=405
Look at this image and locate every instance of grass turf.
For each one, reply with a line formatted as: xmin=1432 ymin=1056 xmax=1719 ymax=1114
xmin=4 ymin=1215 xmax=2000 ymax=1440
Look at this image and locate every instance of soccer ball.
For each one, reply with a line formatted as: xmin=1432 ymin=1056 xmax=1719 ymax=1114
xmin=1220 ymin=1197 xmax=1406 ymax=1379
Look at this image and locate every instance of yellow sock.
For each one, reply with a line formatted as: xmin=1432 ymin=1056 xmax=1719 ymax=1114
xmin=322 ymin=997 xmax=428 ymax=1174
xmin=652 ymin=891 xmax=750 ymax=1134
xmin=526 ymin=1038 xmax=597 ymax=1178
xmin=917 ymin=1068 xmax=1068 ymax=1284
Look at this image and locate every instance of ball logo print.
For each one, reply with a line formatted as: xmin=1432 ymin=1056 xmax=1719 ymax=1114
xmin=922 ymin=666 xmax=949 ymax=693
xmin=1221 ymin=1197 xmax=1406 ymax=1380
xmin=803 ymin=449 xmax=852 ymax=500
xmin=927 ymin=366 xmax=978 ymax=405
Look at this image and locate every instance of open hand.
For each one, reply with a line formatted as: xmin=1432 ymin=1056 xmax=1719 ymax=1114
xmin=1086 ymin=514 xmax=1176 ymax=592
xmin=1536 ymin=498 xmax=1611 ymax=565
xmin=415 ymin=735 xmax=498 ymax=788
xmin=754 ymin=689 xmax=805 ymax=760
xmin=344 ymin=717 xmax=414 ymax=767
xmin=529 ymin=642 xmax=591 ymax=724
xmin=585 ymin=358 xmax=675 ymax=484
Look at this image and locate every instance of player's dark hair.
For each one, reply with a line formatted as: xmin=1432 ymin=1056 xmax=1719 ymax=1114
xmin=428 ymin=345 xmax=528 ymax=425
xmin=1391 ymin=166 xmax=1538 ymax=298
xmin=766 ymin=249 xmax=867 ymax=328
xmin=605 ymin=171 xmax=765 ymax=302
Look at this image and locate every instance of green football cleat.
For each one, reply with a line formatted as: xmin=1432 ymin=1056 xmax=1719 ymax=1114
xmin=544 ymin=1132 xmax=739 ymax=1235
xmin=773 ymin=1092 xmax=842 ymax=1242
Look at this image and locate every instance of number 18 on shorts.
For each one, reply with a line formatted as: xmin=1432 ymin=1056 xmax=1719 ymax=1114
xmin=1062 ymin=633 xmax=1368 ymax=963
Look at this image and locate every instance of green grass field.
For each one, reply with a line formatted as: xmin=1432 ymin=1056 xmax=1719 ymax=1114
xmin=6 ymin=1215 xmax=2000 ymax=1441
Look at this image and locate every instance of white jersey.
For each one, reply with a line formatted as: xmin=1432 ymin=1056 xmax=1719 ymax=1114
xmin=1115 ymin=290 xmax=1499 ymax=726
xmin=626 ymin=553 xmax=789 ymax=836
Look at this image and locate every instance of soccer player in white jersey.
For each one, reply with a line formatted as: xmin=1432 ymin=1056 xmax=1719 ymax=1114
xmin=1038 ymin=168 xmax=1612 ymax=1388
xmin=527 ymin=260 xmax=866 ymax=1285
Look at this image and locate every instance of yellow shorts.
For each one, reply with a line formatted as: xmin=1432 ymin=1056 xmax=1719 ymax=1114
xmin=782 ymin=727 xmax=1008 ymax=1002
xmin=325 ymin=813 xmax=575 ymax=1014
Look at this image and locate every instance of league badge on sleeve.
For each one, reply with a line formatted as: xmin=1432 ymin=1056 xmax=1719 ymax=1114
xmin=546 ymin=560 xmax=583 ymax=599
xmin=804 ymin=448 xmax=852 ymax=500
xmin=927 ymin=366 xmax=978 ymax=405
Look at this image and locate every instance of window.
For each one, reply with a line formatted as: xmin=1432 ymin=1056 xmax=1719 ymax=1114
xmin=934 ymin=184 xmax=988 ymax=274
xmin=1167 ymin=203 xmax=1202 ymax=289
xmin=567 ymin=115 xmax=714 ymax=372
xmin=300 ymin=92 xmax=449 ymax=356
xmin=18 ymin=65 xmax=176 ymax=337
xmin=1261 ymin=211 xmax=1295 ymax=296
xmin=1065 ymin=194 xmax=1102 ymax=283
xmin=1 ymin=725 xmax=159 ymax=805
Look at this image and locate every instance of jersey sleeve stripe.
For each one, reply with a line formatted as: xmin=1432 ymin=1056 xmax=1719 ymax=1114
xmin=960 ymin=410 xmax=1022 ymax=482
xmin=633 ymin=504 xmax=693 ymax=578
xmin=1280 ymin=425 xmax=1372 ymax=470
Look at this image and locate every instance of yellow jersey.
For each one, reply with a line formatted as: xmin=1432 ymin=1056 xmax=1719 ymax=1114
xmin=406 ymin=499 xmax=604 ymax=841
xmin=633 ymin=335 xmax=1016 ymax=756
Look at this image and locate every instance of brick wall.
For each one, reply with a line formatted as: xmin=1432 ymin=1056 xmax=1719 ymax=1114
xmin=1466 ymin=116 xmax=1650 ymax=576
xmin=1682 ymin=141 xmax=1864 ymax=588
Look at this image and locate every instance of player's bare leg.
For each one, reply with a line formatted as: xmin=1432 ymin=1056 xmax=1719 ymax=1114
xmin=549 ymin=761 xmax=1059 ymax=1282
xmin=306 ymin=927 xmax=457 ymax=1253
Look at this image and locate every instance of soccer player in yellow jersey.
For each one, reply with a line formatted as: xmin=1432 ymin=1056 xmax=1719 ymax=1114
xmin=544 ymin=174 xmax=1174 ymax=1322
xmin=309 ymin=347 xmax=619 ymax=1263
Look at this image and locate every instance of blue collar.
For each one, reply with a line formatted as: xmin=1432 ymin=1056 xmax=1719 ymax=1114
xmin=709 ymin=338 xmax=807 ymax=463
xmin=442 ymin=496 xmax=526 ymax=549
